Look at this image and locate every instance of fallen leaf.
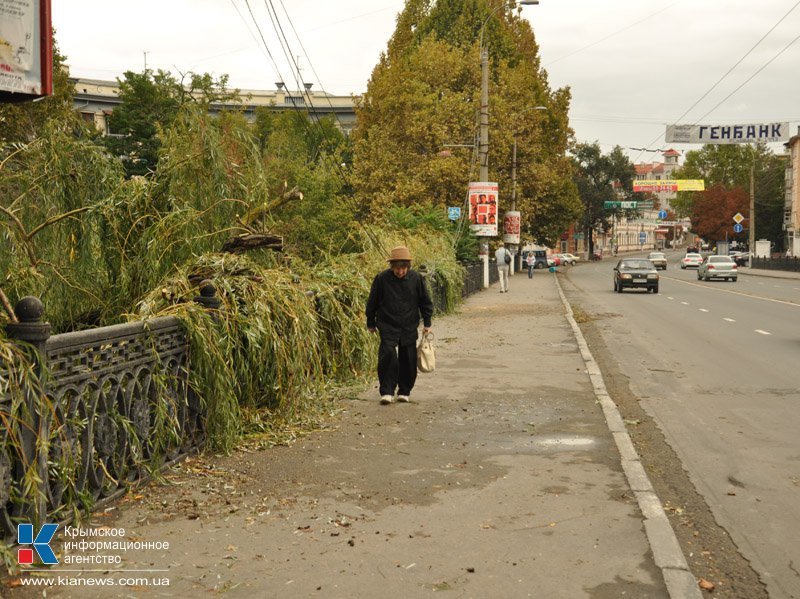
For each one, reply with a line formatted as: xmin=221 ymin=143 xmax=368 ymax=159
xmin=698 ymin=578 xmax=715 ymax=592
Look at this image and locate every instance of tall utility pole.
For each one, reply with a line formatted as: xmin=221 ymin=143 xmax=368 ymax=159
xmin=479 ymin=45 xmax=490 ymax=182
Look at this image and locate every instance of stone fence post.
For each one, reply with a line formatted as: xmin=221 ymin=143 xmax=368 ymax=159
xmin=5 ymin=296 xmax=51 ymax=525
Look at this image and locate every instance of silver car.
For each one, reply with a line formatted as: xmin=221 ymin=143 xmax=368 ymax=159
xmin=697 ymin=255 xmax=738 ymax=281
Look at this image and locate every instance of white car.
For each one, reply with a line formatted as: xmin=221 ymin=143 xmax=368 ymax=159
xmin=558 ymin=253 xmax=579 ymax=265
xmin=697 ymin=255 xmax=738 ymax=281
xmin=680 ymin=253 xmax=703 ymax=269
xmin=647 ymin=252 xmax=667 ymax=270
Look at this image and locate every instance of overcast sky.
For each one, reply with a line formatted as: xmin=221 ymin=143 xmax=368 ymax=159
xmin=53 ymin=0 xmax=800 ymax=164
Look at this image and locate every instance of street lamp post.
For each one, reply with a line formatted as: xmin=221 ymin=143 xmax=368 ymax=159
xmin=478 ymin=0 xmax=539 ymax=183
xmin=510 ymin=106 xmax=545 ymax=271
xmin=478 ymin=0 xmax=539 ymax=277
xmin=510 ymin=106 xmax=546 ymax=212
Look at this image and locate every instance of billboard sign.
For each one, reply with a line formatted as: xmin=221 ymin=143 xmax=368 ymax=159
xmin=0 ymin=0 xmax=52 ymax=100
xmin=468 ymin=182 xmax=498 ymax=237
xmin=665 ymin=122 xmax=790 ymax=145
xmin=633 ymin=179 xmax=705 ymax=192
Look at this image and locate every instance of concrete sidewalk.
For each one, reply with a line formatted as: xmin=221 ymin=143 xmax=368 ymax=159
xmin=13 ymin=271 xmax=701 ymax=598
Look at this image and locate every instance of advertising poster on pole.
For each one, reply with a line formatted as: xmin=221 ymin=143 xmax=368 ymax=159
xmin=502 ymin=211 xmax=520 ymax=245
xmin=468 ymin=182 xmax=498 ymax=236
xmin=0 ymin=0 xmax=52 ymax=100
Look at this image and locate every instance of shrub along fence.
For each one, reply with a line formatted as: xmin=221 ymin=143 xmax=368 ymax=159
xmin=0 ymin=267 xmax=491 ymax=537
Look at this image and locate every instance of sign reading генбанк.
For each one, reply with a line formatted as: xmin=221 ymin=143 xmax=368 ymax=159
xmin=665 ymin=122 xmax=790 ymax=144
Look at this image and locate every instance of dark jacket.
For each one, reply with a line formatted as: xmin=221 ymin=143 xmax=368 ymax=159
xmin=366 ymin=268 xmax=433 ymax=343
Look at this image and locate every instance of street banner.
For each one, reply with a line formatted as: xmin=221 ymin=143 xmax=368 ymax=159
xmin=633 ymin=179 xmax=705 ymax=192
xmin=468 ymin=182 xmax=498 ymax=236
xmin=665 ymin=122 xmax=790 ymax=144
xmin=502 ymin=211 xmax=520 ymax=245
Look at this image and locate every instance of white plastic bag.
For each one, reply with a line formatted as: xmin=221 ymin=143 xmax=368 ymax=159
xmin=417 ymin=331 xmax=435 ymax=373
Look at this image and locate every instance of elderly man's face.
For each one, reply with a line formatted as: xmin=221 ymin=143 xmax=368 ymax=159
xmin=390 ymin=261 xmax=410 ymax=278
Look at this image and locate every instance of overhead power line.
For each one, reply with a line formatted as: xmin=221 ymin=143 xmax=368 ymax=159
xmin=632 ymin=0 xmax=800 ymax=162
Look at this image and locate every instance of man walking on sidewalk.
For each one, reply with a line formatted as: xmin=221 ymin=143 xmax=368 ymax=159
xmin=366 ymin=246 xmax=433 ymax=405
xmin=495 ymin=241 xmax=511 ymax=292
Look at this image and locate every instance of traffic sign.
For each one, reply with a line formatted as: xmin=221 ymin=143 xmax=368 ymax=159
xmin=447 ymin=206 xmax=461 ymax=221
xmin=733 ymin=212 xmax=744 ymax=224
xmin=658 ymin=210 xmax=668 ymax=219
xmin=639 ymin=232 xmax=647 ymax=244
xmin=604 ymin=201 xmax=638 ymax=209
xmin=733 ymin=223 xmax=743 ymax=233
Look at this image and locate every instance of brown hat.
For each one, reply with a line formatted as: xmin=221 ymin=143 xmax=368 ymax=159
xmin=387 ymin=246 xmax=412 ymax=262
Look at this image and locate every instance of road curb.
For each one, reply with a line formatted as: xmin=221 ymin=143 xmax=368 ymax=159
xmin=554 ymin=275 xmax=703 ymax=599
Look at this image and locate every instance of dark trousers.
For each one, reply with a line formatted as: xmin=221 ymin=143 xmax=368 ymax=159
xmin=377 ymin=336 xmax=417 ymax=396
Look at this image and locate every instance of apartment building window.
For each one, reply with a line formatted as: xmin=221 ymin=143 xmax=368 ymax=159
xmin=284 ymin=96 xmax=304 ymax=106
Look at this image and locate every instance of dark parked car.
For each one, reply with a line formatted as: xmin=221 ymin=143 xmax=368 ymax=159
xmin=728 ymin=251 xmax=750 ymax=266
xmin=613 ymin=258 xmax=659 ymax=293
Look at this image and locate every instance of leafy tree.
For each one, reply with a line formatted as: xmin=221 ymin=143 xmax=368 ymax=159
xmin=351 ymin=0 xmax=578 ymax=249
xmin=689 ymin=185 xmax=748 ymax=243
xmin=671 ymin=144 xmax=786 ymax=248
xmin=571 ymin=143 xmax=635 ymax=255
xmin=104 ymin=70 xmax=240 ymax=178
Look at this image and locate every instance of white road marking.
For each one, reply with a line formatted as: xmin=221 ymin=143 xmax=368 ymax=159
xmin=754 ymin=329 xmax=771 ymax=335
xmin=681 ymin=301 xmax=689 ymax=305
xmin=660 ymin=276 xmax=800 ymax=307
xmin=723 ymin=318 xmax=735 ymax=322
xmin=699 ymin=308 xmax=709 ymax=312
xmin=667 ymin=296 xmax=675 ymax=300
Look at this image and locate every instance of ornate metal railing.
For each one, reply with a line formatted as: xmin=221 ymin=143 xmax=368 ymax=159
xmin=461 ymin=261 xmax=484 ymax=298
xmin=751 ymin=256 xmax=800 ymax=272
xmin=0 ymin=283 xmax=220 ymax=536
xmin=488 ymin=259 xmax=500 ymax=285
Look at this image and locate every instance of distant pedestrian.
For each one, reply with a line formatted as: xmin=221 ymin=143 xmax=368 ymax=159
xmin=495 ymin=242 xmax=511 ymax=293
xmin=525 ymin=251 xmax=535 ymax=278
xmin=366 ymin=246 xmax=433 ymax=405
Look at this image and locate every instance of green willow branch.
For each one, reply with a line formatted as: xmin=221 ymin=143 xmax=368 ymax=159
xmin=28 ymin=206 xmax=92 ymax=239
xmin=0 ymin=205 xmax=38 ymax=266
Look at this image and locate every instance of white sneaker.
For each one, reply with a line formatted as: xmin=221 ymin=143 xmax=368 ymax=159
xmin=380 ymin=395 xmax=394 ymax=405
xmin=397 ymin=395 xmax=410 ymax=403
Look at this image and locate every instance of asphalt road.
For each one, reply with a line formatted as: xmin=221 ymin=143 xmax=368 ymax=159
xmin=560 ymin=251 xmax=800 ymax=599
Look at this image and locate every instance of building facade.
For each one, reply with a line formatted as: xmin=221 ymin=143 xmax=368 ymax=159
xmin=633 ymin=149 xmax=681 ymax=212
xmin=785 ymin=131 xmax=800 ymax=256
xmin=72 ymin=78 xmax=358 ymax=135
